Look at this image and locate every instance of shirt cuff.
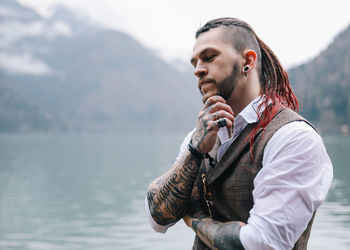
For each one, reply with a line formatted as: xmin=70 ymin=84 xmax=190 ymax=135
xmin=240 ymin=223 xmax=272 ymax=250
xmin=240 ymin=216 xmax=291 ymax=250
xmin=144 ymin=196 xmax=176 ymax=233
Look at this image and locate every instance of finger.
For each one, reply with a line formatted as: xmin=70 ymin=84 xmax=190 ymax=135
xmin=217 ymin=118 xmax=227 ymax=128
xmin=211 ymin=110 xmax=234 ymax=123
xmin=207 ymin=102 xmax=234 ymax=116
xmin=210 ymin=112 xmax=218 ymax=121
xmin=202 ymin=95 xmax=226 ymax=109
xmin=206 ymin=118 xmax=233 ymax=132
xmin=183 ymin=215 xmax=192 ymax=228
xmin=214 ymin=118 xmax=233 ymax=130
xmin=217 ymin=117 xmax=233 ymax=129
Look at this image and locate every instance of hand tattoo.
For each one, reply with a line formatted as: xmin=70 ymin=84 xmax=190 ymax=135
xmin=189 ymin=216 xmax=245 ymax=250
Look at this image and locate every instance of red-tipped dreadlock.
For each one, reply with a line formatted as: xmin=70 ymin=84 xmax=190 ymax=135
xmin=195 ymin=18 xmax=299 ymax=157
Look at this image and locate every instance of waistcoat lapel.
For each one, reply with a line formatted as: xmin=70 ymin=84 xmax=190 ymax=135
xmin=207 ymin=122 xmax=261 ymax=185
xmin=207 ymin=106 xmax=287 ymax=185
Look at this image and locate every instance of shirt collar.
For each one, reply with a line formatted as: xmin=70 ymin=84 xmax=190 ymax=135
xmin=236 ymin=95 xmax=265 ymax=124
xmin=218 ymin=95 xmax=265 ymax=144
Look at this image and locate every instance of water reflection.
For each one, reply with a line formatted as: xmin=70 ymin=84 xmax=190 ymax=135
xmin=0 ymin=134 xmax=349 ymax=249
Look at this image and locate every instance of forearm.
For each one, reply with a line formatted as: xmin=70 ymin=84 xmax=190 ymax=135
xmin=147 ymin=151 xmax=201 ymax=225
xmin=188 ymin=216 xmax=245 ymax=250
xmin=147 ymin=96 xmax=234 ymax=226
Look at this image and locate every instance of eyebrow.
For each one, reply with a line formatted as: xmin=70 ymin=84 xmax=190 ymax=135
xmin=190 ymin=47 xmax=217 ymax=65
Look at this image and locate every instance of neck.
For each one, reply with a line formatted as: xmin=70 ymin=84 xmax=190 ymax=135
xmin=227 ymin=71 xmax=261 ymax=117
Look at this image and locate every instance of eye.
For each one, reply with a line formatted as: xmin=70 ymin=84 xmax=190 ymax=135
xmin=204 ymin=54 xmax=216 ymax=62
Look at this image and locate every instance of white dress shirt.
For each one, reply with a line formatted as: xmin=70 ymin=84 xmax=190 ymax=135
xmin=145 ymin=96 xmax=333 ymax=249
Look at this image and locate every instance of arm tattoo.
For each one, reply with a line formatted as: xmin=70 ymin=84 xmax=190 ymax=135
xmin=191 ymin=217 xmax=245 ymax=250
xmin=147 ymin=152 xmax=202 ymax=225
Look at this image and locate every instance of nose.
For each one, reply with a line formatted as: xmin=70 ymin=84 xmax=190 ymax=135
xmin=194 ymin=62 xmax=208 ymax=78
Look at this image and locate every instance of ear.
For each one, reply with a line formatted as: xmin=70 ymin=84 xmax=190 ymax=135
xmin=242 ymin=49 xmax=258 ymax=75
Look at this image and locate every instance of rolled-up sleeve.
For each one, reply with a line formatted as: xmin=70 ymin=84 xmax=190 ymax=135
xmin=240 ymin=121 xmax=333 ymax=249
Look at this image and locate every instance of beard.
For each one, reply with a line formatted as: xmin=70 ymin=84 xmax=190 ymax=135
xmin=200 ymin=62 xmax=241 ymax=103
xmin=217 ymin=62 xmax=240 ymax=101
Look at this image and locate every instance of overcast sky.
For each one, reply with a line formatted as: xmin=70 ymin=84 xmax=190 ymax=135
xmin=18 ymin=0 xmax=350 ymax=68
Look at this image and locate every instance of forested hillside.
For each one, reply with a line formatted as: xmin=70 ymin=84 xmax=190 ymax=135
xmin=0 ymin=0 xmax=201 ymax=133
xmin=1 ymin=0 xmax=349 ymax=134
xmin=289 ymin=24 xmax=350 ymax=134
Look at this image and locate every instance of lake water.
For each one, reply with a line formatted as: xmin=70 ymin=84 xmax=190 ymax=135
xmin=0 ymin=133 xmax=349 ymax=249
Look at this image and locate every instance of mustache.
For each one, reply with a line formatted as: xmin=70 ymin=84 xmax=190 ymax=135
xmin=198 ymin=78 xmax=217 ymax=88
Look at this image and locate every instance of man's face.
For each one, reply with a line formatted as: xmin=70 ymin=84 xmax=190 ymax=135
xmin=191 ymin=27 xmax=243 ymax=104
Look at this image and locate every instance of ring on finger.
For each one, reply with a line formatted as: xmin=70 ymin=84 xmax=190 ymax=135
xmin=212 ymin=113 xmax=218 ymax=120
xmin=217 ymin=118 xmax=226 ymax=128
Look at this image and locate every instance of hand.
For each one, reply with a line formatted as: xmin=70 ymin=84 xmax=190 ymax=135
xmin=185 ymin=178 xmax=209 ymax=228
xmin=184 ymin=211 xmax=208 ymax=228
xmin=183 ymin=214 xmax=193 ymax=228
xmin=187 ymin=177 xmax=204 ymax=216
xmin=191 ymin=95 xmax=234 ymax=154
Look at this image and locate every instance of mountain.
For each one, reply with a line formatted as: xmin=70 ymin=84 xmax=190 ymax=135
xmin=288 ymin=24 xmax=350 ymax=134
xmin=1 ymin=1 xmax=349 ymax=134
xmin=0 ymin=0 xmax=202 ymax=133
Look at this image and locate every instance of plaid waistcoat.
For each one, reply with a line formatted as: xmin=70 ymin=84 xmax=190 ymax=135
xmin=193 ymin=107 xmax=316 ymax=250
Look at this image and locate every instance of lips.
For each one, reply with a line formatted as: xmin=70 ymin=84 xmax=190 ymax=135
xmin=198 ymin=79 xmax=215 ymax=89
xmin=198 ymin=79 xmax=218 ymax=103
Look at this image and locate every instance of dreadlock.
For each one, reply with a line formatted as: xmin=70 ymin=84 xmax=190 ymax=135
xmin=196 ymin=17 xmax=299 ymax=157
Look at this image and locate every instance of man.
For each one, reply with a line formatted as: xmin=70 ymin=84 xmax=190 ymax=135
xmin=146 ymin=17 xmax=333 ymax=249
